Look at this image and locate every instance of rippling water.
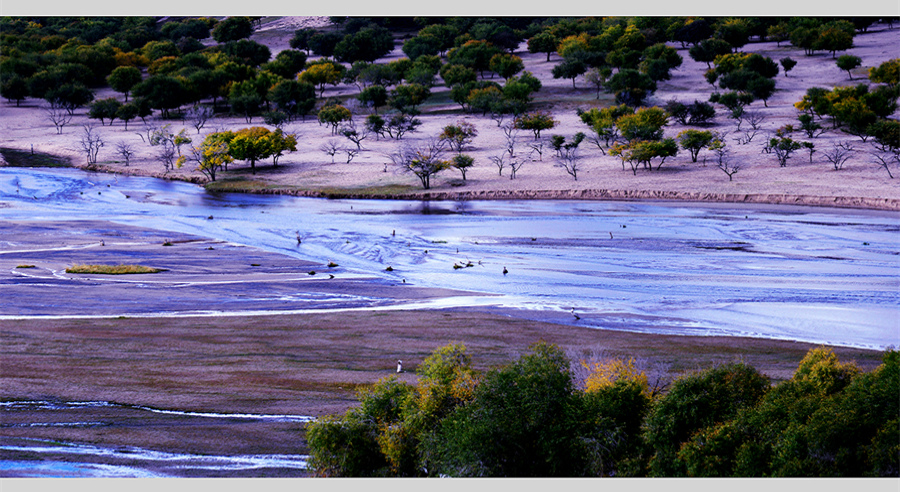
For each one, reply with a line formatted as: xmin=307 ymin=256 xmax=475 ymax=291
xmin=2 ymin=167 xmax=899 ymax=350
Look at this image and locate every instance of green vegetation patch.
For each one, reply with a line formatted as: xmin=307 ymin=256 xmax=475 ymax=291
xmin=66 ymin=264 xmax=167 ymax=275
xmin=0 ymin=148 xmax=71 ymax=168
xmin=15 ymin=265 xmax=36 ymax=268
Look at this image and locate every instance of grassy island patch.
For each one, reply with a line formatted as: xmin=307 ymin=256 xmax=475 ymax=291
xmin=15 ymin=265 xmax=36 ymax=268
xmin=66 ymin=264 xmax=166 ymax=275
xmin=0 ymin=147 xmax=71 ymax=168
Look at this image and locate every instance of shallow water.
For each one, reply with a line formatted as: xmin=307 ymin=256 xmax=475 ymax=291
xmin=2 ymin=167 xmax=898 ymax=350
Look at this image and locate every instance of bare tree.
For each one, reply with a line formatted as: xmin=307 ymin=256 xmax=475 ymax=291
xmin=527 ymin=139 xmax=545 ymax=161
xmin=711 ymin=138 xmax=740 ymax=181
xmin=344 ymin=148 xmax=359 ymax=163
xmin=78 ymin=125 xmax=104 ymax=165
xmin=115 ymin=141 xmax=135 ymax=166
xmin=186 ymin=105 xmax=214 ymax=134
xmin=822 ymin=142 xmax=854 ymax=170
xmin=47 ymin=106 xmax=73 ymax=135
xmin=489 ymin=154 xmax=507 ymax=176
xmin=390 ymin=138 xmax=449 ymax=189
xmin=320 ymin=139 xmax=343 ymax=163
xmin=745 ymin=111 xmax=766 ymax=131
xmin=508 ymin=158 xmax=526 ymax=179
xmin=340 ymin=121 xmax=371 ymax=150
xmin=556 ymin=148 xmax=581 ymax=181
xmin=870 ymin=151 xmax=898 ymax=178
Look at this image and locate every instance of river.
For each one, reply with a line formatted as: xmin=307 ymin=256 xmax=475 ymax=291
xmin=2 ymin=167 xmax=898 ymax=350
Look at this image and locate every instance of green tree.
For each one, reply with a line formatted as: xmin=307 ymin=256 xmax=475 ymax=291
xmin=357 ymin=85 xmax=388 ymax=114
xmin=227 ymin=126 xmax=275 ymax=173
xmin=390 ymin=83 xmax=430 ymax=114
xmin=488 ymin=53 xmax=524 ymax=82
xmin=769 ymin=137 xmax=803 ymax=166
xmin=439 ymin=64 xmax=477 ymax=88
xmin=447 ymin=40 xmax=502 ymax=78
xmin=606 ymin=69 xmax=656 ymax=106
xmin=439 ymin=121 xmax=478 ymax=153
xmin=132 ymin=75 xmax=186 ymax=118
xmin=45 ymin=82 xmax=94 ymax=114
xmin=836 ymin=55 xmax=862 ymax=80
xmin=689 ymin=38 xmax=733 ymax=69
xmin=269 ymin=79 xmax=316 ymax=120
xmin=212 ymin=16 xmax=253 ymax=43
xmin=616 ymin=106 xmax=668 ymax=142
xmin=115 ymin=102 xmax=139 ymax=130
xmin=551 ymin=58 xmax=587 ymax=89
xmin=317 ymin=104 xmax=352 ymax=135
xmin=0 ymin=75 xmax=28 ymax=106
xmin=308 ymin=31 xmax=344 ymax=59
xmin=262 ymin=50 xmax=307 ymax=79
xmin=677 ymin=129 xmax=714 ymax=162
xmin=428 ymin=342 xmax=585 ymax=477
xmin=780 ymin=57 xmax=797 ymax=77
xmin=188 ymin=131 xmax=234 ymax=181
xmin=527 ymin=31 xmax=559 ymax=62
xmin=298 ymin=60 xmax=346 ymax=97
xmin=289 ymin=27 xmax=316 ymax=54
xmin=451 ymin=154 xmax=475 ymax=181
xmin=334 ymin=26 xmax=395 ymax=64
xmin=88 ymin=97 xmax=122 ymax=126
xmin=869 ymin=58 xmax=899 ymax=88
xmin=642 ymin=362 xmax=770 ymax=476
xmin=514 ymin=111 xmax=557 ymax=140
xmin=106 ymin=66 xmax=142 ymax=101
xmin=815 ymin=23 xmax=854 ymax=58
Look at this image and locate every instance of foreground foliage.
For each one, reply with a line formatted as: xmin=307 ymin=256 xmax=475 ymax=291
xmin=306 ymin=343 xmax=898 ymax=477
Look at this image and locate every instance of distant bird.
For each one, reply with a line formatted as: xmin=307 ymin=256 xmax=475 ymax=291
xmin=571 ymin=308 xmax=580 ymax=320
xmin=100 ymin=240 xmax=105 ymax=246
xmin=610 ymin=232 xmax=613 ymax=239
xmin=392 ymin=230 xmax=396 ymax=237
xmin=397 ymin=360 xmax=403 ymax=373
xmin=503 ymin=267 xmax=508 ymax=275
xmin=296 ymin=231 xmax=302 ymax=245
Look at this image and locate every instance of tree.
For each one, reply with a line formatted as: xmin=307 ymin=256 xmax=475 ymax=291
xmin=746 ymin=76 xmax=776 ymax=107
xmin=780 ymin=57 xmax=797 ymax=77
xmin=339 ymin=121 xmax=371 ymax=150
xmin=551 ymin=58 xmax=587 ymax=89
xmin=188 ymin=131 xmax=234 ymax=181
xmin=45 ymin=83 xmax=94 ymax=115
xmin=440 ymin=64 xmax=477 ymax=88
xmin=106 ymin=66 xmax=142 ymax=101
xmin=869 ymin=58 xmax=899 ymax=88
xmin=46 ymin=106 xmax=73 ymax=134
xmin=131 ymin=75 xmax=186 ymax=118
xmin=384 ymin=113 xmax=421 ymax=140
xmin=713 ymin=18 xmax=752 ymax=51
xmin=318 ymin=104 xmax=352 ymax=135
xmin=222 ymin=39 xmax=272 ymax=67
xmin=514 ymin=111 xmax=556 ymax=140
xmin=357 ymin=85 xmax=388 ymax=114
xmin=390 ymin=84 xmax=430 ymax=114
xmin=334 ymin=26 xmax=395 ymax=64
xmin=428 ymin=343 xmax=583 ymax=477
xmin=0 ymin=75 xmax=28 ymax=107
xmin=186 ymin=104 xmax=214 ymax=134
xmin=115 ymin=103 xmax=139 ymax=131
xmin=229 ymin=81 xmax=264 ymax=123
xmin=290 ymin=27 xmax=316 ymax=54
xmin=869 ymin=120 xmax=900 ymax=152
xmin=616 ymin=106 xmax=668 ymax=142
xmin=298 ymin=60 xmax=346 ymax=97
xmin=402 ymin=35 xmax=441 ymax=61
xmin=265 ymin=128 xmax=297 ymax=166
xmin=488 ymin=53 xmax=524 ymax=82
xmin=269 ymin=79 xmax=316 ymax=120
xmin=643 ymin=362 xmax=770 ymax=476
xmin=227 ymin=126 xmax=275 ymax=173
xmin=689 ymin=38 xmax=733 ymax=69
xmin=823 ymin=142 xmax=855 ymax=170
xmin=390 ymin=139 xmax=450 ymax=189
xmin=88 ymin=97 xmax=122 ymax=126
xmin=309 ymin=31 xmax=344 ymax=58
xmin=115 ymin=141 xmax=136 ymax=166
xmin=816 ymin=24 xmax=854 ymax=58
xmin=263 ymin=50 xmax=308 ymax=79
xmin=447 ymin=40 xmax=502 ymax=78
xmin=439 ymin=121 xmax=478 ymax=153
xmin=769 ymin=137 xmax=803 ymax=167
xmin=584 ymin=67 xmax=612 ymax=99
xmin=528 ymin=32 xmax=559 ymax=62
xmin=78 ymin=125 xmax=104 ymax=165
xmin=677 ymin=129 xmax=714 ymax=163
xmin=212 ymin=16 xmax=253 ymax=43
xmin=836 ymin=55 xmax=862 ymax=80
xmin=451 ymin=154 xmax=474 ymax=181
xmin=606 ymin=69 xmax=656 ymax=106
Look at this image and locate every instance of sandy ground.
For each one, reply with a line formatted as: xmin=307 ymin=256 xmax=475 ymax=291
xmin=1 ymin=18 xmax=898 ymax=210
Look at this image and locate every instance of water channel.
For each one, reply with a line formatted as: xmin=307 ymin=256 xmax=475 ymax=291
xmin=2 ymin=167 xmax=898 ymax=350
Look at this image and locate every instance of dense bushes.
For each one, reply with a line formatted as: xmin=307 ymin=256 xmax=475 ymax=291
xmin=306 ymin=343 xmax=898 ymax=477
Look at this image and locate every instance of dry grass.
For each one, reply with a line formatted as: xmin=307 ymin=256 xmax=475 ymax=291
xmin=15 ymin=265 xmax=35 ymax=268
xmin=65 ymin=264 xmax=167 ymax=274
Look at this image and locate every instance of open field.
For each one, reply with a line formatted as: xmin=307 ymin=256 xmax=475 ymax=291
xmin=1 ymin=18 xmax=898 ymax=210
